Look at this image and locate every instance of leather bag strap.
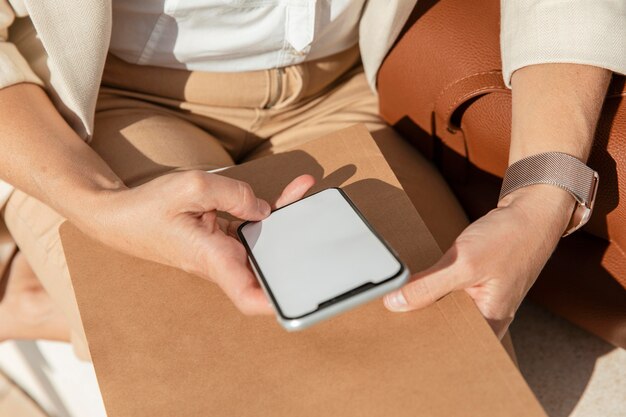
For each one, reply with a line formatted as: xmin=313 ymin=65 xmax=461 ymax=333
xmin=434 ymin=70 xmax=508 ymax=132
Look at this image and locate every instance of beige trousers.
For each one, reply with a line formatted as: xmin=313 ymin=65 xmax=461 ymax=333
xmin=1 ymin=47 xmax=468 ymax=359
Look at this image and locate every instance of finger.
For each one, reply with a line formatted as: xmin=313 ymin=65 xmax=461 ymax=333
xmin=383 ymin=248 xmax=460 ymax=312
xmin=218 ymin=218 xmax=246 ymax=240
xmin=222 ymin=176 xmax=316 ymax=239
xmin=204 ymin=236 xmax=274 ymax=315
xmin=217 ymin=260 xmax=274 ymax=315
xmin=488 ymin=316 xmax=513 ymax=340
xmin=465 ymin=285 xmax=516 ymax=339
xmin=274 ymin=175 xmax=316 ymax=209
xmin=191 ymin=173 xmax=271 ymax=220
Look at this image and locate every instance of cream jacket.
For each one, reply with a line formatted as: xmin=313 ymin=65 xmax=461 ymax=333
xmin=0 ymin=0 xmax=625 ymax=203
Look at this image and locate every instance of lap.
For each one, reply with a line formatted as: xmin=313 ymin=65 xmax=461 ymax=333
xmin=1 ymin=71 xmax=469 ymax=359
xmin=92 ymin=94 xmax=235 ymax=186
xmin=2 ymin=101 xmax=233 ymax=358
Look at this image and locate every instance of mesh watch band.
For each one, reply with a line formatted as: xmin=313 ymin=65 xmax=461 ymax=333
xmin=499 ymin=152 xmax=599 ymax=237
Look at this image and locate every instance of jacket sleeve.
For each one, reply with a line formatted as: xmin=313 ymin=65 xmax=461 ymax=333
xmin=0 ymin=0 xmax=43 ymax=89
xmin=500 ymin=0 xmax=626 ymax=87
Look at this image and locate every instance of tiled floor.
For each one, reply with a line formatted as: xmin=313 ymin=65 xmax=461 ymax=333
xmin=511 ymin=301 xmax=626 ymax=417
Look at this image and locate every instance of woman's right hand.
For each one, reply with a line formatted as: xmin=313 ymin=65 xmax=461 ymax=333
xmin=0 ymin=85 xmax=315 ymax=315
xmin=76 ymin=170 xmax=315 ymax=315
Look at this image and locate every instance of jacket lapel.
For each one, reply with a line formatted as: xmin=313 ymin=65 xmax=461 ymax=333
xmin=360 ymin=0 xmax=418 ymax=91
xmin=19 ymin=0 xmax=417 ymax=134
xmin=23 ymin=0 xmax=111 ymax=138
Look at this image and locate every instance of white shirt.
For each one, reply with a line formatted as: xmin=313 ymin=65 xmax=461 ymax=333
xmin=110 ymin=0 xmax=366 ymax=72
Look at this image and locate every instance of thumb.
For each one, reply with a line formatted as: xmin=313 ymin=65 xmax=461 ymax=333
xmin=384 ymin=248 xmax=460 ymax=312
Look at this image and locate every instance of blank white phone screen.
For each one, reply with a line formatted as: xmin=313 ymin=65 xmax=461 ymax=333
xmin=240 ymin=188 xmax=402 ymax=319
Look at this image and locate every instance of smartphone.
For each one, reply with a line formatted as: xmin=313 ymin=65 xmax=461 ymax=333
xmin=237 ymin=187 xmax=409 ymax=331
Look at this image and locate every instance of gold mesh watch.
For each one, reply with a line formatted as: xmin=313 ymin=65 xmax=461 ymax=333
xmin=499 ymin=152 xmax=599 ymax=237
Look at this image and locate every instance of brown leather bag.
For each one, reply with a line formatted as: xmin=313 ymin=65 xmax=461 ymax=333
xmin=377 ymin=0 xmax=626 ymax=348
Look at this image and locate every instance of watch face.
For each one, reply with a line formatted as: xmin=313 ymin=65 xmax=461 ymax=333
xmin=564 ymin=172 xmax=598 ymax=237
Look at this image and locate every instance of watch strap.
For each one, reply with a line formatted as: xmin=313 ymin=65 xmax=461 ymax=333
xmin=499 ymin=152 xmax=599 ymax=236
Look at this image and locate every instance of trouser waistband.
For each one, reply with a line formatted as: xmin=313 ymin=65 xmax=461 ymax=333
xmin=101 ymin=45 xmax=361 ymax=109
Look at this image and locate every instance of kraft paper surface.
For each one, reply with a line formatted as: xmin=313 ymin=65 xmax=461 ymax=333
xmin=60 ymin=125 xmax=546 ymax=417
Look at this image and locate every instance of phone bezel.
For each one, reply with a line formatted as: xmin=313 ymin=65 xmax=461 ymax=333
xmin=237 ymin=187 xmax=406 ymax=321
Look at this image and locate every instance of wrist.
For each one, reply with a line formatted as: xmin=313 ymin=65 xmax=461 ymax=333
xmin=56 ymin=176 xmax=128 ymax=231
xmin=498 ymin=184 xmax=575 ymax=238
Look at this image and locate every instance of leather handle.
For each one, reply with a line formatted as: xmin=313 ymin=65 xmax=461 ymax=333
xmin=434 ymin=70 xmax=508 ymax=132
xmin=433 ymin=70 xmax=625 ymax=133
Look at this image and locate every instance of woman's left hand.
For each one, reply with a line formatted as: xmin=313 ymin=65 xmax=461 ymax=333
xmin=384 ymin=184 xmax=575 ymax=338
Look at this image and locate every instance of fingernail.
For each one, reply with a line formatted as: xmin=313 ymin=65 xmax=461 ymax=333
xmin=385 ymin=291 xmax=408 ymax=311
xmin=258 ymin=199 xmax=271 ymax=216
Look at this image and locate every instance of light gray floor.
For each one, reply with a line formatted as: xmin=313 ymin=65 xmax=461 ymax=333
xmin=2 ymin=300 xmax=623 ymax=417
xmin=510 ymin=301 xmax=626 ymax=417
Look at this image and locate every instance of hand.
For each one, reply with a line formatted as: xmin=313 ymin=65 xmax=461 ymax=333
xmin=77 ymin=170 xmax=315 ymax=315
xmin=384 ymin=185 xmax=574 ymax=338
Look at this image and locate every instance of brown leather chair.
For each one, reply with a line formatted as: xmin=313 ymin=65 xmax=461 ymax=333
xmin=377 ymin=0 xmax=626 ymax=348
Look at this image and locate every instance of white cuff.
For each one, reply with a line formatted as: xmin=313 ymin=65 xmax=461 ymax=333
xmin=0 ymin=180 xmax=13 ymax=211
xmin=501 ymin=0 xmax=626 ymax=87
xmin=0 ymin=41 xmax=43 ymax=89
